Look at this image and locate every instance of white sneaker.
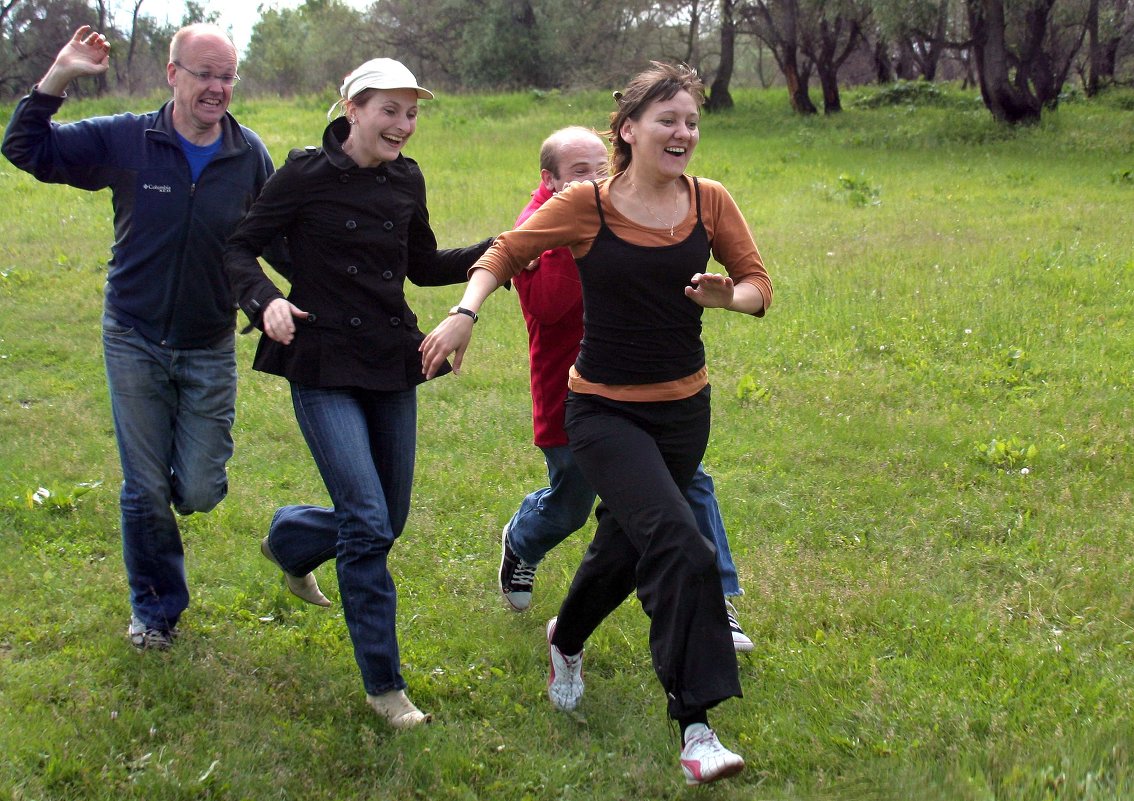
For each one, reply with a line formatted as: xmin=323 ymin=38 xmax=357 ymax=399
xmin=725 ymin=600 xmax=754 ymax=653
xmin=546 ymin=617 xmax=584 ymax=711
xmin=680 ymin=723 xmax=745 ymax=785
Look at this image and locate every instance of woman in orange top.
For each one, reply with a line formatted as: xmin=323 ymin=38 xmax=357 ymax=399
xmin=421 ymin=62 xmax=770 ymax=786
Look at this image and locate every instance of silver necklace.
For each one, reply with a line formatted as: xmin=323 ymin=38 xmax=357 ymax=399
xmin=630 ymin=179 xmax=680 ymax=237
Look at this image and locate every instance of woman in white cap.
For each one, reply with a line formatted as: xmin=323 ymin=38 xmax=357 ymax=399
xmin=225 ymin=58 xmax=492 ymax=728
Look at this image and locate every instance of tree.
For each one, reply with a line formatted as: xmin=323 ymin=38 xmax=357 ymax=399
xmin=966 ymin=0 xmax=1089 ymax=123
xmin=242 ymin=1 xmax=368 ymax=95
xmin=706 ymin=0 xmax=737 ymax=110
xmin=1085 ymin=0 xmax=1134 ymax=93
xmin=742 ymin=0 xmax=820 ymax=114
xmin=797 ymin=0 xmax=869 ymax=112
xmin=871 ymin=0 xmax=955 ymax=80
xmin=456 ymin=0 xmax=552 ymax=89
xmin=2 ymin=0 xmax=105 ymax=98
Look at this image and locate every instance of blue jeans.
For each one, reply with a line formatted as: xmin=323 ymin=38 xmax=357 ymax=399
xmin=264 ymin=384 xmax=416 ymax=696
xmin=102 ymin=312 xmax=235 ymax=632
xmin=508 ymin=448 xmax=743 ymax=597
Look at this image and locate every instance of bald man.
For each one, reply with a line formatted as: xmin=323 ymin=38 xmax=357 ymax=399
xmin=3 ymin=24 xmax=280 ymax=650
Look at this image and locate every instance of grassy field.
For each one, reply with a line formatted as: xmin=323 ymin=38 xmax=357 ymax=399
xmin=1 ymin=84 xmax=1133 ymax=800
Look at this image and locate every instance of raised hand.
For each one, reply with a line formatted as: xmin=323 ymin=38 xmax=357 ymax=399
xmin=39 ymin=26 xmax=111 ymax=96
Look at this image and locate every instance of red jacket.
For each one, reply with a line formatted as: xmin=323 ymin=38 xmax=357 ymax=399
xmin=512 ymin=183 xmax=583 ymax=447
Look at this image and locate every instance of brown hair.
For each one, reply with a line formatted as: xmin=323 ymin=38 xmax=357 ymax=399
xmin=607 ymin=61 xmax=704 ymax=174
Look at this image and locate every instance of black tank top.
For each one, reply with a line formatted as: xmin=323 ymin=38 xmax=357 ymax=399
xmin=574 ymin=177 xmax=711 ymax=385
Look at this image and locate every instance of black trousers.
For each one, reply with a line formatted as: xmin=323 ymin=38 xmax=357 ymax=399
xmin=556 ymin=387 xmax=741 ymax=719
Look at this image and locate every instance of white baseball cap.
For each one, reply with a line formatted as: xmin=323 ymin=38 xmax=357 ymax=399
xmin=340 ymin=58 xmax=433 ymax=102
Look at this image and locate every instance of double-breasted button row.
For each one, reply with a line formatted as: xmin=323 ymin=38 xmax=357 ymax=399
xmin=343 ymin=219 xmax=394 ymax=231
xmin=339 ymin=316 xmax=400 ymax=328
xmin=338 ymin=173 xmax=386 ymax=184
xmin=343 ymin=266 xmax=397 ymax=280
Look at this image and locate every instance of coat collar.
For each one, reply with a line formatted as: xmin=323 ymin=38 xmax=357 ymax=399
xmin=322 ymin=116 xmax=407 ymax=174
xmin=151 ymin=100 xmax=247 ymax=157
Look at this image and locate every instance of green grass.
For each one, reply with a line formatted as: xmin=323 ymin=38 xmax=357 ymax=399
xmin=1 ymin=84 xmax=1133 ymax=799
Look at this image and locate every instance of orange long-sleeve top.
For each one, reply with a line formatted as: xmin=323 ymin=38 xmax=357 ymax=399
xmin=476 ymin=173 xmax=772 ymax=402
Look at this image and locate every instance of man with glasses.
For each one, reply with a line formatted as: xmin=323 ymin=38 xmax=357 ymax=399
xmin=3 ymin=24 xmax=279 ymax=650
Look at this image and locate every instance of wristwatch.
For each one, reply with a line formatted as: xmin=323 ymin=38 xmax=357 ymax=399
xmin=448 ymin=305 xmax=478 ymax=323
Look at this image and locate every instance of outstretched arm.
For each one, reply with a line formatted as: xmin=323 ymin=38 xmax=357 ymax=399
xmin=419 ymin=268 xmax=502 ymax=379
xmin=38 ymin=26 xmax=111 ymax=97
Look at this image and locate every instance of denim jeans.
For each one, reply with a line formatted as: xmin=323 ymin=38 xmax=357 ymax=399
xmin=102 ymin=312 xmax=235 ymax=632
xmin=264 ymin=384 xmax=416 ymax=696
xmin=507 ymin=451 xmax=743 ymax=596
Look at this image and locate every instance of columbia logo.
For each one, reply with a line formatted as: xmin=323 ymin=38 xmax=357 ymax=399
xmin=143 ymin=183 xmax=172 ymax=193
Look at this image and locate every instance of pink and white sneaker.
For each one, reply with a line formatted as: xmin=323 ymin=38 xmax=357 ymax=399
xmin=679 ymin=723 xmax=745 ymax=785
xmin=546 ymin=617 xmax=584 ymax=711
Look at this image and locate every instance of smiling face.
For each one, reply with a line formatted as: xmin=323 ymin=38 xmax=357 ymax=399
xmin=167 ymin=29 xmax=238 ymax=142
xmin=621 ymin=90 xmax=700 ymax=181
xmin=343 ymin=88 xmax=420 ymax=168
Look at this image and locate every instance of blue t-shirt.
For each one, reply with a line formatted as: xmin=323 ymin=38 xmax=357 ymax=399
xmin=176 ymin=131 xmax=222 ymax=182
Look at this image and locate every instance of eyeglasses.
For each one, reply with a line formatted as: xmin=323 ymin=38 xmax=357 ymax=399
xmin=173 ymin=61 xmax=240 ymax=86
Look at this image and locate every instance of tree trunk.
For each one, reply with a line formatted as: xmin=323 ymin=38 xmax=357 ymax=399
xmin=783 ymin=49 xmax=817 ymax=114
xmin=706 ymin=0 xmax=735 ymax=111
xmin=818 ymin=67 xmax=841 ymax=112
xmin=684 ymin=0 xmax=702 ymax=67
xmin=127 ymin=0 xmax=144 ymax=94
xmin=872 ymin=37 xmax=894 ymax=84
xmin=1085 ymin=0 xmax=1100 ymax=96
xmin=967 ymin=0 xmax=1042 ymax=124
xmin=810 ymin=17 xmax=860 ymax=114
xmin=94 ymin=0 xmax=110 ymax=95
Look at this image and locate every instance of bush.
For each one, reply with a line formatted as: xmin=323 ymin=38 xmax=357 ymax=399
xmin=851 ymin=80 xmax=952 ymax=109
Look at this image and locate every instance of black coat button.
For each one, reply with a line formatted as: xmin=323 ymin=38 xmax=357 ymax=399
xmin=389 ymin=317 xmax=401 ymax=327
xmin=383 ymin=221 xmax=394 ymax=231
xmin=376 ymin=175 xmax=387 ymax=184
xmin=382 ymin=270 xmax=394 ymax=280
xmin=339 ymin=174 xmax=349 ymax=183
xmin=347 ymin=265 xmax=358 ymax=275
xmin=306 ymin=313 xmax=318 ymax=324
xmin=346 ymin=220 xmax=357 ymax=230
xmin=349 ymin=317 xmax=362 ymax=327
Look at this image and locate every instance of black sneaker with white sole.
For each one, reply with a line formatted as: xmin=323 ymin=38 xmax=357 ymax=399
xmin=499 ymin=525 xmax=537 ymax=611
xmin=725 ymin=600 xmax=754 ymax=653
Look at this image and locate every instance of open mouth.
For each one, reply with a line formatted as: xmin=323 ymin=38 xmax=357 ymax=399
xmin=382 ymin=134 xmax=405 ymax=147
xmin=664 ymin=147 xmax=686 ymax=157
